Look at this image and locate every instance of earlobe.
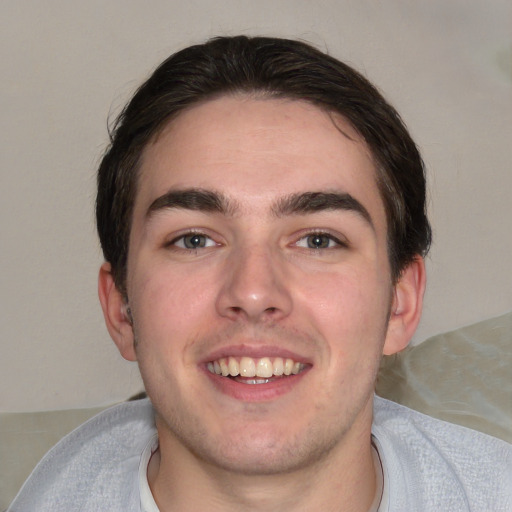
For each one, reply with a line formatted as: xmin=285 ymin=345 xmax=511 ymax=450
xmin=98 ymin=262 xmax=137 ymax=362
xmin=383 ymin=257 xmax=426 ymax=355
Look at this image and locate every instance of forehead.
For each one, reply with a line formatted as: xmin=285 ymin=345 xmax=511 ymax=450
xmin=134 ymin=96 xmax=385 ymax=230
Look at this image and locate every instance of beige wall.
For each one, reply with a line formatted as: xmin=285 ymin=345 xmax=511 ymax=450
xmin=2 ymin=0 xmax=511 ymax=412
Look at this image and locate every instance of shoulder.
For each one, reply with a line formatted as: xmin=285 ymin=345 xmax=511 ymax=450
xmin=373 ymin=396 xmax=512 ymax=511
xmin=8 ymin=399 xmax=156 ymax=512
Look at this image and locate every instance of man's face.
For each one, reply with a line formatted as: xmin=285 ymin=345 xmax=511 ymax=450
xmin=116 ymin=96 xmax=403 ymax=473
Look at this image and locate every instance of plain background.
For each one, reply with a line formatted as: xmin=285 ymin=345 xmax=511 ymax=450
xmin=1 ymin=0 xmax=511 ymax=412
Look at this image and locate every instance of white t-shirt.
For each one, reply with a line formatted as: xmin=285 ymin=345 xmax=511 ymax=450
xmin=7 ymin=397 xmax=512 ymax=511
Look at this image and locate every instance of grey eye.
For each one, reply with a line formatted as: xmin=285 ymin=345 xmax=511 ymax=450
xmin=306 ymin=234 xmax=331 ymax=249
xmin=182 ymin=234 xmax=208 ymax=249
xmin=169 ymin=232 xmax=217 ymax=251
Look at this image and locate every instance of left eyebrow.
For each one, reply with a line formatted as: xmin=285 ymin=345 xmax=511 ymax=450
xmin=272 ymin=191 xmax=374 ymax=228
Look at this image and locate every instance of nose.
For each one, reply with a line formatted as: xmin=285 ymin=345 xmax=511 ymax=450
xmin=215 ymin=245 xmax=293 ymax=323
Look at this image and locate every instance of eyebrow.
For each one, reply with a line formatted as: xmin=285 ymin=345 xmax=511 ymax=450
xmin=146 ymin=188 xmax=373 ymax=228
xmin=147 ymin=188 xmax=238 ymax=218
xmin=272 ymin=191 xmax=373 ymax=227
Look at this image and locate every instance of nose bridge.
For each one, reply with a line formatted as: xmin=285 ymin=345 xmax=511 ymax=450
xmin=216 ymin=240 xmax=292 ymax=321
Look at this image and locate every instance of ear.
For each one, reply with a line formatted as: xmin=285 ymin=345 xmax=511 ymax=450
xmin=383 ymin=256 xmax=426 ymax=356
xmin=98 ymin=262 xmax=137 ymax=362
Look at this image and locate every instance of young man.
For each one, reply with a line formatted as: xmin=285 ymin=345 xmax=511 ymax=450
xmin=9 ymin=36 xmax=511 ymax=511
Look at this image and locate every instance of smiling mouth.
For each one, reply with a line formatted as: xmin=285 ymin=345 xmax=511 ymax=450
xmin=207 ymin=356 xmax=307 ymax=384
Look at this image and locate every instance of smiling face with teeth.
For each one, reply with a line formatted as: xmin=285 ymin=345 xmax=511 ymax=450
xmin=99 ymin=95 xmax=424 ymax=488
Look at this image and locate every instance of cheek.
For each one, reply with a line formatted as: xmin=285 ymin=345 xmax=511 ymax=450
xmin=298 ymin=265 xmax=391 ymax=347
xmin=129 ymin=264 xmax=218 ymax=351
xmin=129 ymin=267 xmax=216 ymax=401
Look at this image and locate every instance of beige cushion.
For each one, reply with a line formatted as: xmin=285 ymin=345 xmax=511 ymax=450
xmin=377 ymin=311 xmax=512 ymax=443
xmin=2 ymin=312 xmax=511 ymax=510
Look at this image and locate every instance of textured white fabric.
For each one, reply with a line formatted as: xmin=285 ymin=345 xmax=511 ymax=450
xmin=372 ymin=398 xmax=512 ymax=511
xmin=7 ymin=399 xmax=155 ymax=511
xmin=7 ymin=397 xmax=512 ymax=511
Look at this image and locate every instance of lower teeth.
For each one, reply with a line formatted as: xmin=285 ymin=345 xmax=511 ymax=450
xmin=235 ymin=377 xmax=270 ymax=385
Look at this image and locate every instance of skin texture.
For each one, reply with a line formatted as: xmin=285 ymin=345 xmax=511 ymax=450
xmin=99 ymin=96 xmax=425 ymax=512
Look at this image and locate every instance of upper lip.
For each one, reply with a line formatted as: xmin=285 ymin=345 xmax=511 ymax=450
xmin=200 ymin=344 xmax=313 ymax=365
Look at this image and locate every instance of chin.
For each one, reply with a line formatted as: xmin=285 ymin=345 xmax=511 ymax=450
xmin=184 ymin=419 xmax=344 ymax=476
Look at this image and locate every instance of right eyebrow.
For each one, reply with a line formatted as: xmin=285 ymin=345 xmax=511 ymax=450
xmin=272 ymin=191 xmax=374 ymax=229
xmin=146 ymin=188 xmax=238 ymax=219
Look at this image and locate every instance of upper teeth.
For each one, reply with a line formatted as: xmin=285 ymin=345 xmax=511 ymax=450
xmin=207 ymin=356 xmax=305 ymax=378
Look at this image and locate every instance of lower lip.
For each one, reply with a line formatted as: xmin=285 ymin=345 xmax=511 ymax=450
xmin=202 ymin=367 xmax=310 ymax=402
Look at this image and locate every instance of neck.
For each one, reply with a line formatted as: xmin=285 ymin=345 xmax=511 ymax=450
xmin=148 ymin=414 xmax=378 ymax=512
